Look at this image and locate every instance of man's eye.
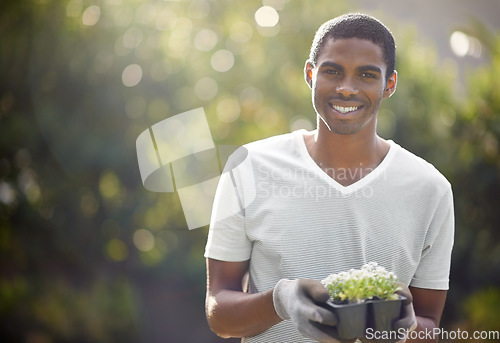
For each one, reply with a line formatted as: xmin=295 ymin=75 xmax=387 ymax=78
xmin=361 ymin=73 xmax=376 ymax=79
xmin=325 ymin=70 xmax=339 ymax=75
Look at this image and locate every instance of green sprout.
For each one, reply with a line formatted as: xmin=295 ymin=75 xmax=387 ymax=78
xmin=321 ymin=262 xmax=402 ymax=304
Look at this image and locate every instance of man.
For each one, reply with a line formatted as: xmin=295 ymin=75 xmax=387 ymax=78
xmin=204 ymin=13 xmax=454 ymax=343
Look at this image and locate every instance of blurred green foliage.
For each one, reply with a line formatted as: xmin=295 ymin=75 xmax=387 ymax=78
xmin=1 ymin=0 xmax=499 ymax=342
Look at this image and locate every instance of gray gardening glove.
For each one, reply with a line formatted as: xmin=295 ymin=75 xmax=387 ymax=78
xmin=273 ymin=278 xmax=341 ymax=343
xmin=393 ymin=284 xmax=417 ymax=343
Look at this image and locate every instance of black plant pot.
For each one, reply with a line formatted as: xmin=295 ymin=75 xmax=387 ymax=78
xmin=368 ymin=295 xmax=406 ymax=339
xmin=324 ymin=296 xmax=405 ymax=341
xmin=325 ymin=300 xmax=369 ymax=340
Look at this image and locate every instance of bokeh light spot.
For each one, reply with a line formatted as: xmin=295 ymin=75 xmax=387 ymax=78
xmin=122 ymin=64 xmax=143 ymax=87
xmin=194 ymin=77 xmax=218 ymax=100
xmin=450 ymin=31 xmax=482 ymax=58
xmin=216 ymin=98 xmax=240 ymax=123
xmin=194 ymin=29 xmax=218 ymax=51
xmin=211 ymin=49 xmax=234 ymax=72
xmin=0 ymin=182 xmax=16 ymax=206
xmin=133 ymin=228 xmax=155 ymax=252
xmin=450 ymin=31 xmax=469 ymax=57
xmin=106 ymin=239 xmax=128 ymax=262
xmin=99 ymin=171 xmax=121 ymax=199
xmin=82 ymin=5 xmax=101 ymax=26
xmin=172 ymin=17 xmax=193 ymax=39
xmin=254 ymin=6 xmax=279 ymax=28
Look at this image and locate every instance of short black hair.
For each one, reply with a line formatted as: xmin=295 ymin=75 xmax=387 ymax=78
xmin=308 ymin=13 xmax=396 ymax=82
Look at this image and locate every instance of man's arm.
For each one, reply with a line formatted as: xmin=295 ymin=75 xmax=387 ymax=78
xmin=205 ymin=258 xmax=281 ymax=338
xmin=408 ymin=286 xmax=447 ymax=343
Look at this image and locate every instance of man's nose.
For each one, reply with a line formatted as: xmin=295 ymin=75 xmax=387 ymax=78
xmin=336 ymin=77 xmax=359 ymax=97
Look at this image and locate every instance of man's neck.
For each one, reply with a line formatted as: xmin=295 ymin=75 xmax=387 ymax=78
xmin=303 ymin=122 xmax=390 ymax=186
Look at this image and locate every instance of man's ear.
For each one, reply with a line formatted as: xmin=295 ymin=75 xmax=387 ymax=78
xmin=383 ymin=70 xmax=397 ymax=98
xmin=304 ymin=60 xmax=314 ymax=89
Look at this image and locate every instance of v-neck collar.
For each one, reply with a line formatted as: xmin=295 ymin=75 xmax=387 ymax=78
xmin=293 ymin=129 xmax=396 ymax=195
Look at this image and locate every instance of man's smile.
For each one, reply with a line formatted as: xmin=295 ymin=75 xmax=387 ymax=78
xmin=330 ymin=104 xmax=363 ymax=114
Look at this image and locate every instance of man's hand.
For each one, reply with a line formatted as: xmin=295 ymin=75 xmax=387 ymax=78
xmin=393 ymin=283 xmax=417 ymax=343
xmin=360 ymin=283 xmax=417 ymax=343
xmin=273 ymin=278 xmax=342 ymax=343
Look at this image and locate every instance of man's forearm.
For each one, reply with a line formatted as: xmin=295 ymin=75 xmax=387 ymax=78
xmin=206 ymin=288 xmax=281 ymax=338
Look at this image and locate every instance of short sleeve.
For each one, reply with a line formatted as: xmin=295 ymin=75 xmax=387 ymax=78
xmin=411 ymin=185 xmax=455 ymax=290
xmin=204 ymin=149 xmax=253 ymax=262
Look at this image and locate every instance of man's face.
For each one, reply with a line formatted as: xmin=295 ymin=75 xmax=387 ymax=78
xmin=305 ymin=38 xmax=396 ymax=135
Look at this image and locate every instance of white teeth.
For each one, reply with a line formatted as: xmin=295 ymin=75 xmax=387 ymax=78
xmin=332 ymin=105 xmax=359 ymax=113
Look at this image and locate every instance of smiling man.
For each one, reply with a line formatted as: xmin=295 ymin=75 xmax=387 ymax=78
xmin=205 ymin=13 xmax=454 ymax=343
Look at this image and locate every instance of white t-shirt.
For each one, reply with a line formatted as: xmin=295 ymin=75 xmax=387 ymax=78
xmin=205 ymin=130 xmax=454 ymax=343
